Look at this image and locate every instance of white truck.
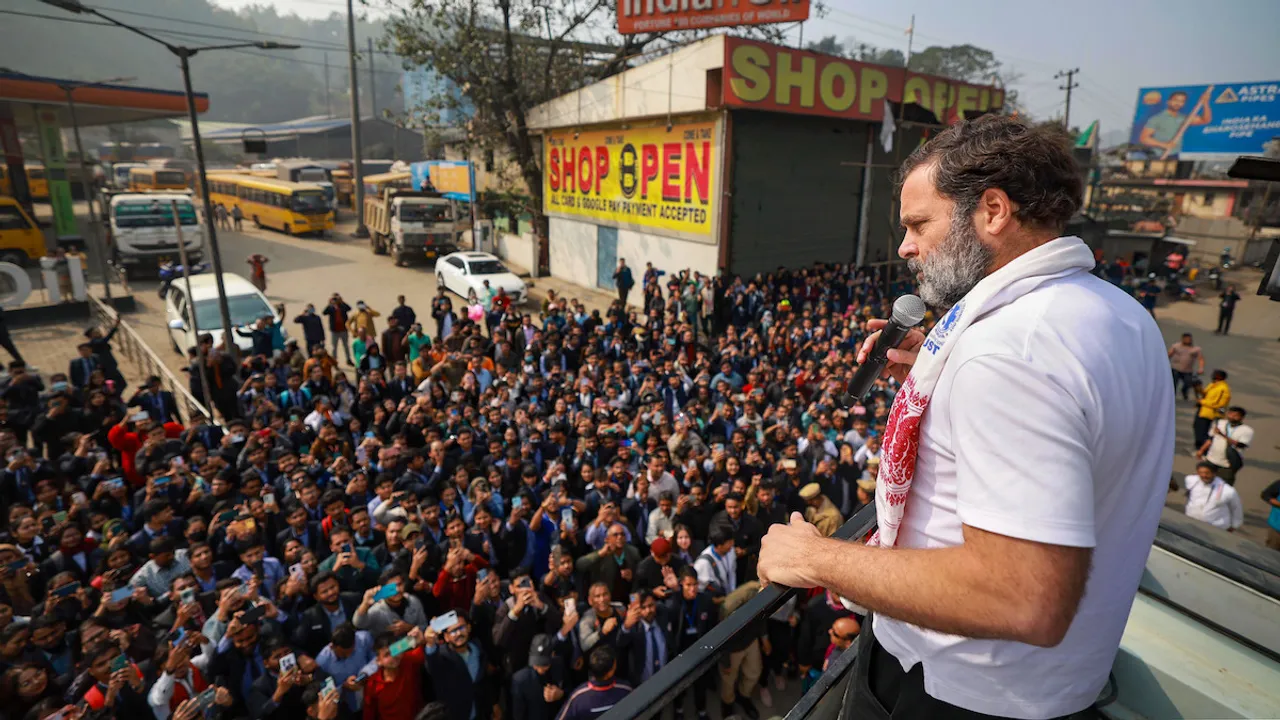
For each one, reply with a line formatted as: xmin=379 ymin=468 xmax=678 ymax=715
xmin=365 ymin=188 xmax=464 ymax=266
xmin=106 ymin=192 xmax=204 ymax=278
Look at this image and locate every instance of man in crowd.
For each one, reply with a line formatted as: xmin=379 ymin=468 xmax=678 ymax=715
xmin=1194 ymin=369 xmax=1231 ymax=450
xmin=1183 ymin=462 xmax=1243 ymax=532
xmin=1167 ymin=332 xmax=1204 ymax=402
xmin=1196 ymin=405 xmax=1253 ymax=486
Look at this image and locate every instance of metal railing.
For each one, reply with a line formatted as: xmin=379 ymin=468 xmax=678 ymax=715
xmin=88 ymin=295 xmax=211 ymax=424
xmin=603 ymin=504 xmax=879 ymax=720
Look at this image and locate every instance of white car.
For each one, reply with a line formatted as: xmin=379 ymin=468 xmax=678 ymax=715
xmin=165 ymin=272 xmax=287 ymax=354
xmin=436 ymin=251 xmax=527 ymax=305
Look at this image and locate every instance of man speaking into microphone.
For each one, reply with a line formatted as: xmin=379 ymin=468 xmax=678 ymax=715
xmin=758 ymin=115 xmax=1174 ymax=720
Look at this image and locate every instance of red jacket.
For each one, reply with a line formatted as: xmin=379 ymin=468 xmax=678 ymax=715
xmin=431 ymin=555 xmax=489 ymax=614
xmin=362 ymin=646 xmax=425 ymax=720
xmin=107 ymin=421 xmax=184 ymax=485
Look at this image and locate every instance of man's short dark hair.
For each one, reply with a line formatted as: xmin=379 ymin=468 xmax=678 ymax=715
xmin=1196 ymin=461 xmax=1217 ymax=472
xmin=708 ymin=527 xmax=733 ymax=547
xmin=142 ymin=499 xmax=170 ymax=523
xmin=1227 ymin=406 xmax=1246 ymax=417
xmin=149 ymin=537 xmax=175 ymax=556
xmin=372 ymin=631 xmax=398 ymax=653
xmin=310 ymin=571 xmax=339 ymax=595
xmin=587 ymin=645 xmax=616 ymax=683
xmin=1212 ymin=369 xmax=1228 ymax=381
xmin=1170 ymin=91 xmax=1188 ymax=101
xmin=331 ymin=622 xmax=356 ymax=649
xmin=897 ymin=115 xmax=1083 ymax=233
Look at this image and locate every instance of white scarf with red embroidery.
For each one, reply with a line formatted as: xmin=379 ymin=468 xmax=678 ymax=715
xmin=869 ymin=236 xmax=1096 ymax=547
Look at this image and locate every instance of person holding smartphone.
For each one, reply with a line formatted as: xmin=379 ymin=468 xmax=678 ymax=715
xmin=362 ymin=627 xmax=427 ymax=720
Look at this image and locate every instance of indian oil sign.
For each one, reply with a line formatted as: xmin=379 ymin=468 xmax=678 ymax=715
xmin=544 ymin=117 xmax=719 ymax=241
xmin=723 ymin=37 xmax=1004 ymax=124
xmin=618 ymin=0 xmax=809 ymax=35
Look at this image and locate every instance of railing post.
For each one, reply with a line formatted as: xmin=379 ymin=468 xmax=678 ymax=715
xmin=87 ymin=296 xmax=212 ymax=424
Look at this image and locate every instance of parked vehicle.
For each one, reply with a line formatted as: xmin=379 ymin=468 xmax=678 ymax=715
xmin=436 ymin=251 xmax=527 ymax=304
xmin=109 ymin=162 xmax=147 ymax=190
xmin=128 ymin=167 xmax=189 ymax=192
xmin=0 ymin=196 xmax=47 ymax=266
xmin=276 ymin=160 xmax=336 ymax=212
xmin=366 ymin=187 xmax=462 ymax=265
xmin=164 ymin=272 xmax=286 ymax=354
xmin=107 ymin=193 xmax=204 ymax=278
xmin=156 ymin=260 xmax=210 ymax=300
xmin=205 ymin=173 xmax=334 ymax=237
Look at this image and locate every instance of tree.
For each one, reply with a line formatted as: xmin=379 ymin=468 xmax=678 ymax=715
xmin=384 ymin=1 xmax=782 ymax=273
xmin=907 ymin=44 xmax=1001 ymax=83
xmin=805 ymin=35 xmax=847 ymax=57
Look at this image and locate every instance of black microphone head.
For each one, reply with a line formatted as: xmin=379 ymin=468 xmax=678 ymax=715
xmin=891 ymin=295 xmax=927 ymax=327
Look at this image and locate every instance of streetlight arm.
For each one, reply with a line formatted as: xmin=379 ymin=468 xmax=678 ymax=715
xmin=82 ymin=7 xmax=180 ymax=53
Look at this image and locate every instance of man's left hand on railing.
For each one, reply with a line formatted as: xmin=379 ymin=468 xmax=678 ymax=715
xmin=758 ymin=512 xmax=825 ymax=588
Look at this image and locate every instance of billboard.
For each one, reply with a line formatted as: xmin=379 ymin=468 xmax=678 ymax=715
xmin=1130 ymin=81 xmax=1280 ymax=160
xmin=410 ymin=160 xmax=474 ymax=202
xmin=618 ymin=0 xmax=808 ymax=35
xmin=543 ymin=117 xmax=720 ymax=241
xmin=722 ymin=38 xmax=1004 ymax=125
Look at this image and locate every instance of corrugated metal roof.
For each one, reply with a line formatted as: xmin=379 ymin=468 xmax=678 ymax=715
xmin=200 ymin=115 xmax=379 ymax=141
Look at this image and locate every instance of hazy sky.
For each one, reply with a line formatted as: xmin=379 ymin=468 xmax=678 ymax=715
xmin=213 ymin=0 xmax=1280 ymax=137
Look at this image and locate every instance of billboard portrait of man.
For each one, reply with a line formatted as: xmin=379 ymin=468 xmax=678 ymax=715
xmin=1138 ymin=88 xmax=1213 ymax=156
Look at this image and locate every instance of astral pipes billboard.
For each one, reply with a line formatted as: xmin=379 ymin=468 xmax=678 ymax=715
xmin=1130 ymin=81 xmax=1280 ymax=160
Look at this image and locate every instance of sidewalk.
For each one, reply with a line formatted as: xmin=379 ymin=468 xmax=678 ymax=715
xmin=8 ymin=317 xmax=139 ymax=389
xmin=506 ymin=260 xmax=625 ymax=316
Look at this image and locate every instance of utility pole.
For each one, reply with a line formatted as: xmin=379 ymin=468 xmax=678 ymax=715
xmin=58 ymin=78 xmax=131 ymax=302
xmin=347 ymin=0 xmax=366 ymax=236
xmin=367 ymin=38 xmax=377 ymax=120
xmin=323 ymin=51 xmax=331 ymax=118
xmin=1055 ymin=68 xmax=1080 ymax=129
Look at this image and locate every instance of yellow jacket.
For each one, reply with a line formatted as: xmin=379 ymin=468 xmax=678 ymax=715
xmin=805 ymin=496 xmax=845 ymax=537
xmin=1197 ymin=381 xmax=1230 ymax=420
xmin=349 ymin=307 xmax=380 ymax=338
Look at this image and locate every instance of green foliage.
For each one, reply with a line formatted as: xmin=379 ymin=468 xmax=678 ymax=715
xmin=384 ymin=0 xmax=785 ymax=247
xmin=907 ymin=44 xmax=1000 ymax=83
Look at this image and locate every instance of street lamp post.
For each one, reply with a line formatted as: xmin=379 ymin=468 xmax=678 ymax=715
xmin=40 ymin=0 xmax=297 ymax=356
xmin=58 ymin=76 xmax=134 ymax=303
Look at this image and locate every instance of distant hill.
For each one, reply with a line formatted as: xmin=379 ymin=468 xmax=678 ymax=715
xmin=2 ymin=0 xmax=404 ymax=124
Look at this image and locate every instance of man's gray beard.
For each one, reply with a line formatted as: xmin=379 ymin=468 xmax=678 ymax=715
xmin=907 ymin=211 xmax=995 ymax=312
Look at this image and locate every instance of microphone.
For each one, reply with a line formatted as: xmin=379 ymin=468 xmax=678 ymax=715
xmin=843 ymin=294 xmax=927 ymax=402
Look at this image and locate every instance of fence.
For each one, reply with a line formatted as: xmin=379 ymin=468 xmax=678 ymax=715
xmin=88 ymin=295 xmax=211 ymax=425
xmin=602 ymin=504 xmax=879 ymax=720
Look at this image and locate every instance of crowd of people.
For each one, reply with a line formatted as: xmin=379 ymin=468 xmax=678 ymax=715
xmin=0 ymin=258 xmax=915 ymax=720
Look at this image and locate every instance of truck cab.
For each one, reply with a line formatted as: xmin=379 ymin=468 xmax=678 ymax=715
xmin=367 ymin=189 xmax=462 ymax=265
xmin=107 ymin=192 xmax=204 ymax=278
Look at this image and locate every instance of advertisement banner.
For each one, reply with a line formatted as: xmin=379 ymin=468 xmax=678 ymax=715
xmin=1129 ymin=81 xmax=1280 ymax=160
xmin=618 ymin=0 xmax=808 ymax=35
xmin=722 ymin=37 xmax=1004 ymax=125
xmin=543 ymin=117 xmax=719 ymax=241
xmin=410 ymin=160 xmax=474 ymax=202
xmin=34 ymin=109 xmax=77 ymax=238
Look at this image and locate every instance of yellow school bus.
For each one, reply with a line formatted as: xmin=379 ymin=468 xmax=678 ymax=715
xmin=128 ymin=167 xmax=189 ymax=192
xmin=206 ymin=173 xmax=334 ymax=236
xmin=25 ymin=165 xmax=49 ymax=200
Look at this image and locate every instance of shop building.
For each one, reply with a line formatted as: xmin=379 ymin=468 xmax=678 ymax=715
xmin=527 ymin=35 xmax=1003 ymax=288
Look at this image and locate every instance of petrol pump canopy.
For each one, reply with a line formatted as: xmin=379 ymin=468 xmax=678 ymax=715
xmin=0 ymin=71 xmax=209 ymax=130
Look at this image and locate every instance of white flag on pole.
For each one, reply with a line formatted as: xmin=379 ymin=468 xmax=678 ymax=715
xmin=880 ymin=100 xmax=895 ymax=153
